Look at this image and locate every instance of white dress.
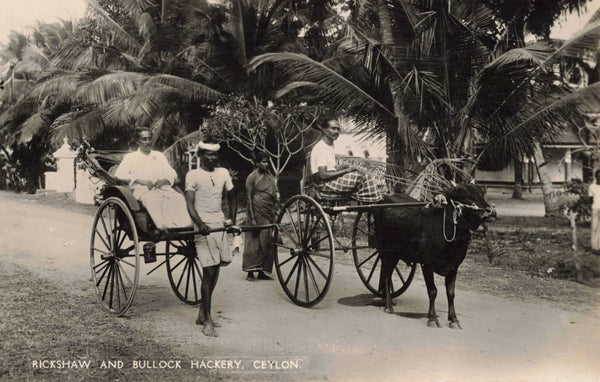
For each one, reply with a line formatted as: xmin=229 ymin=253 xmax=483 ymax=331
xmin=588 ymin=183 xmax=600 ymax=250
xmin=114 ymin=149 xmax=192 ymax=229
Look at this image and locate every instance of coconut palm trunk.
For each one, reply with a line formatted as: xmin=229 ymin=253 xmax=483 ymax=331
xmin=532 ymin=142 xmax=561 ymax=216
xmin=513 ymin=157 xmax=524 ymax=199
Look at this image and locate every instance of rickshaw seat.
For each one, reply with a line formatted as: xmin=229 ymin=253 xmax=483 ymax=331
xmin=301 ymin=155 xmax=353 ymax=203
xmin=306 ymin=184 xmax=353 ymax=202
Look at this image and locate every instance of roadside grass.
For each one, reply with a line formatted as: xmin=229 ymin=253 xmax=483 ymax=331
xmin=0 ymin=259 xmax=225 ymax=382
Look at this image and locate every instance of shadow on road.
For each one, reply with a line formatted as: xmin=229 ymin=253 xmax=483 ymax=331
xmin=337 ymin=293 xmax=377 ymax=307
xmin=394 ymin=312 xmax=429 ymax=319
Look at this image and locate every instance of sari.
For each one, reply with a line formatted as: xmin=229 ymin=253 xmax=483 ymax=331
xmin=242 ymin=169 xmax=278 ymax=273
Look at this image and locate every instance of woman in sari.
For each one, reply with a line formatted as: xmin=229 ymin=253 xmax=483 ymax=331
xmin=243 ymin=151 xmax=279 ymax=281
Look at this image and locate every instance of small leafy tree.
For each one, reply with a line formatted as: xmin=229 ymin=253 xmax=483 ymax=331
xmin=7 ymin=127 xmax=56 ymax=193
xmin=564 ymin=179 xmax=592 ymax=283
xmin=202 ymin=96 xmax=321 ymax=180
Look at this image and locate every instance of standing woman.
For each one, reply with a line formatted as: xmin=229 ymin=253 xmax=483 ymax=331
xmin=589 ymin=169 xmax=600 ymax=251
xmin=243 ymin=151 xmax=279 ymax=280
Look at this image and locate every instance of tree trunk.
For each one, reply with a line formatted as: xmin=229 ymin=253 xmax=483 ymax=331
xmin=377 ymin=0 xmax=394 ymax=43
xmin=532 ymin=142 xmax=561 ymax=216
xmin=566 ymin=210 xmax=584 ymax=283
xmin=161 ymin=0 xmax=168 ymax=23
xmin=512 ymin=157 xmax=524 ymax=199
xmin=231 ymin=0 xmax=247 ymax=66
xmin=387 ymin=125 xmax=412 ymax=193
xmin=482 ymin=222 xmax=495 ymax=264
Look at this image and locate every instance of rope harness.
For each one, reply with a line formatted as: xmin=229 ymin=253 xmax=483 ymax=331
xmin=438 ymin=199 xmax=486 ymax=242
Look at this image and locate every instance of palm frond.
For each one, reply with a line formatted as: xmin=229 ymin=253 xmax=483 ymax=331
xmin=50 ymin=108 xmax=106 ymax=143
xmin=483 ymin=41 xmax=553 ymax=69
xmin=250 ymin=52 xmax=396 ymax=117
xmin=463 ymin=20 xmax=600 ymax=151
xmin=102 ymin=95 xmax=140 ymax=126
xmin=50 ymin=42 xmax=97 ymax=71
xmin=162 ymin=129 xmax=204 ymax=165
xmin=274 ymin=81 xmax=321 ymax=98
xmin=555 ymin=19 xmax=600 ymax=58
xmin=28 ymin=71 xmax=81 ymax=102
xmin=74 ymin=71 xmax=147 ymax=104
xmin=86 ymin=0 xmax=143 ymax=54
xmin=13 ymin=61 xmax=43 ymax=77
xmin=150 ymin=116 xmax=166 ymax=146
xmin=143 ymin=74 xmax=225 ymax=102
xmin=16 ymin=111 xmax=50 ymax=143
xmin=587 ymin=6 xmax=600 ymax=25
xmin=450 ymin=0 xmax=496 ymax=34
xmin=0 ymin=98 xmax=39 ymax=135
xmin=480 ymin=81 xmax=600 ymax=157
xmin=22 ymin=44 xmax=50 ymax=68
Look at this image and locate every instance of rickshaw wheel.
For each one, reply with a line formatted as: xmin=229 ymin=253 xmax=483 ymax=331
xmin=90 ymin=197 xmax=140 ymax=316
xmin=352 ymin=211 xmax=416 ymax=298
xmin=274 ymin=195 xmax=334 ymax=307
xmin=166 ymin=239 xmax=202 ymax=305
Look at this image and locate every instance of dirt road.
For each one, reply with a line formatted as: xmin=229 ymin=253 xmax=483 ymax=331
xmin=1 ymin=192 xmax=600 ymax=381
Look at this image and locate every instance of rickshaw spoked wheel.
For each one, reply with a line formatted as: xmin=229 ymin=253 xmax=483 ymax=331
xmin=166 ymin=239 xmax=202 ymax=305
xmin=274 ymin=195 xmax=334 ymax=307
xmin=90 ymin=197 xmax=140 ymax=316
xmin=352 ymin=211 xmax=416 ymax=298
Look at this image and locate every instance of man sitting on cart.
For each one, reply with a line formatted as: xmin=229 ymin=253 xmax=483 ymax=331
xmin=185 ymin=140 xmax=237 ymax=337
xmin=310 ymin=114 xmax=383 ymax=203
xmin=114 ymin=127 xmax=192 ymax=229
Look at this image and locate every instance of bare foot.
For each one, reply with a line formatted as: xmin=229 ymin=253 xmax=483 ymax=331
xmin=196 ymin=305 xmax=221 ymax=327
xmin=202 ymin=323 xmax=218 ymax=337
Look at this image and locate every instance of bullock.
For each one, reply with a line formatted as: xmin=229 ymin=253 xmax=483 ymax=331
xmin=374 ymin=183 xmax=496 ymax=328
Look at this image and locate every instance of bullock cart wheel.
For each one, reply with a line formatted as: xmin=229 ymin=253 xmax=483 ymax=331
xmin=274 ymin=195 xmax=335 ymax=307
xmin=90 ymin=197 xmax=140 ymax=316
xmin=166 ymin=239 xmax=202 ymax=305
xmin=352 ymin=211 xmax=416 ymax=298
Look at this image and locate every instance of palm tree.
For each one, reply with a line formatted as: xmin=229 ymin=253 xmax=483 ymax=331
xmin=0 ymin=0 xmax=228 ymax=153
xmin=480 ymin=0 xmax=595 ymax=200
xmin=0 ymin=21 xmax=78 ymax=142
xmin=2 ymin=0 xmax=343 ymax=156
xmin=251 ymin=1 xmax=498 ymax=169
xmin=162 ymin=0 xmax=345 ymax=158
xmin=250 ymin=0 xmax=600 ymax=213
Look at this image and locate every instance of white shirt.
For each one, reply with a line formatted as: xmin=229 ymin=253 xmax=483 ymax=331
xmin=113 ymin=149 xmax=177 ymax=186
xmin=185 ymin=167 xmax=234 ymax=223
xmin=310 ymin=139 xmax=336 ymax=175
xmin=589 ymin=183 xmax=600 ymax=209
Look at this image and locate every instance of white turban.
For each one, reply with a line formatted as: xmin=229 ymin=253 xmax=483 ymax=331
xmin=197 ymin=141 xmax=220 ymax=151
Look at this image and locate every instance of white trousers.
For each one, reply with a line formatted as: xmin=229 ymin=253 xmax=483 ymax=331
xmin=133 ymin=186 xmax=192 ymax=229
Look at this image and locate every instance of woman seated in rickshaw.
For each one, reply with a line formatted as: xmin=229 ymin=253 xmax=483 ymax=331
xmin=113 ymin=127 xmax=192 ymax=229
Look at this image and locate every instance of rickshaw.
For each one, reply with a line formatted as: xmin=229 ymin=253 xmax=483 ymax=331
xmin=83 ymin=149 xmax=270 ymax=315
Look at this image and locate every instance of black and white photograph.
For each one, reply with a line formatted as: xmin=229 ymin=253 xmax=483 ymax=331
xmin=1 ymin=0 xmax=600 ymax=381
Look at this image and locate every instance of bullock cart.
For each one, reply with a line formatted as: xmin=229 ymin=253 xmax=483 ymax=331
xmin=82 ymin=150 xmax=272 ymax=316
xmin=273 ymin=162 xmax=428 ymax=307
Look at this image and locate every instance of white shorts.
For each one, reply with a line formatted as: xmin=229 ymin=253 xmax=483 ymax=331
xmin=194 ymin=222 xmax=232 ymax=268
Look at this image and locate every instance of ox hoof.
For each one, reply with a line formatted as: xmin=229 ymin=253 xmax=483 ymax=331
xmin=449 ymin=321 xmax=462 ymax=329
xmin=427 ymin=319 xmax=441 ymax=328
xmin=384 ymin=307 xmax=395 ymax=314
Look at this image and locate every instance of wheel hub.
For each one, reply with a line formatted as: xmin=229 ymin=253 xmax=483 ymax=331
xmin=100 ymin=253 xmax=114 ymax=260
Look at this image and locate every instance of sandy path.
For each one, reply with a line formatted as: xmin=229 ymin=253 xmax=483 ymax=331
xmin=1 ymin=195 xmax=600 ymax=381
